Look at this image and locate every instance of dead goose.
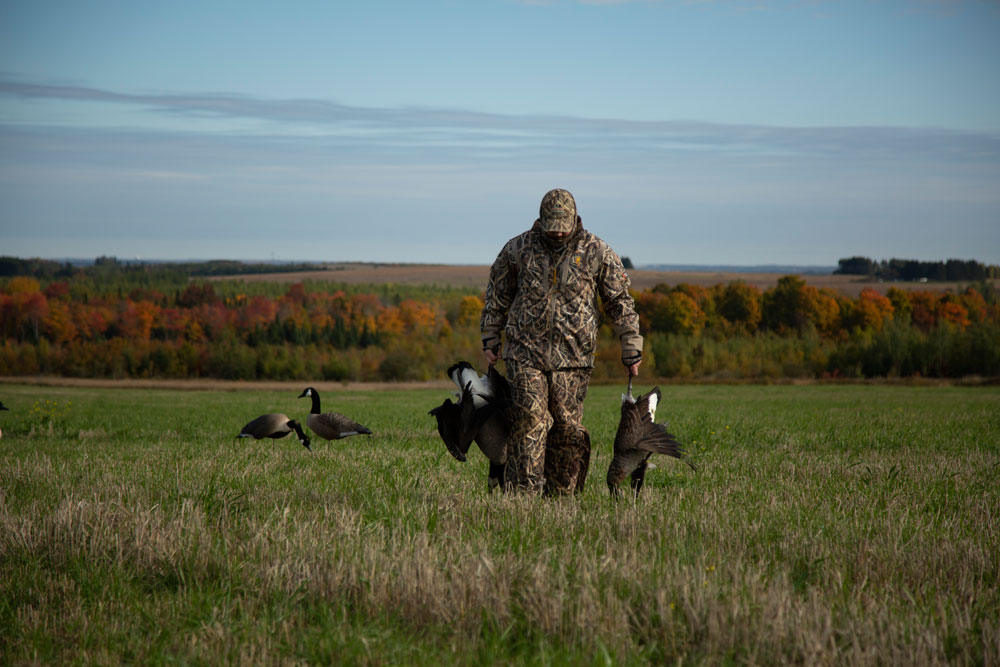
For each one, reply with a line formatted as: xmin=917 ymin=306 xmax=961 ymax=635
xmin=297 ymin=387 xmax=372 ymax=441
xmin=429 ymin=361 xmax=510 ymax=491
xmin=607 ymin=381 xmax=695 ymax=498
xmin=236 ymin=413 xmax=311 ymax=451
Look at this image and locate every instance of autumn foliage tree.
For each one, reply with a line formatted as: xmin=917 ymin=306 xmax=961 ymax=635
xmin=2 ymin=272 xmax=998 ymax=381
xmin=715 ymin=280 xmax=762 ymax=334
xmin=843 ymin=288 xmax=894 ymax=332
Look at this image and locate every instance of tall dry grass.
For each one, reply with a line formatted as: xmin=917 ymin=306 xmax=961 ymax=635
xmin=0 ymin=383 xmax=997 ymax=664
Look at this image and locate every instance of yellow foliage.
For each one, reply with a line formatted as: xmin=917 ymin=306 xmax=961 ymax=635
xmin=4 ymin=276 xmax=41 ymax=295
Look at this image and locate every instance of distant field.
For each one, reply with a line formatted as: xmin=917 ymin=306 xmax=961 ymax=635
xmin=207 ymin=262 xmax=991 ymax=297
xmin=1 ymin=382 xmax=997 ymax=664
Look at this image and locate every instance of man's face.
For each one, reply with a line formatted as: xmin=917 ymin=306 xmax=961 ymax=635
xmin=545 ymin=231 xmax=569 ymax=240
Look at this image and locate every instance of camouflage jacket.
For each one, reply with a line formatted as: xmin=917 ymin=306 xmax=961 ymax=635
xmin=480 ymin=219 xmax=642 ymax=370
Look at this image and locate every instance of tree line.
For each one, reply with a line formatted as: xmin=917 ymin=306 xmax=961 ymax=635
xmin=0 ymin=255 xmax=327 ymax=281
xmin=2 ymin=269 xmax=998 ymax=381
xmin=834 ymin=256 xmax=999 ymax=282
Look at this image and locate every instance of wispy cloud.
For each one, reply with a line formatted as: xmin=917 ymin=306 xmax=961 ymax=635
xmin=2 ymin=78 xmax=998 ymax=166
xmin=2 ymin=78 xmax=998 ymax=264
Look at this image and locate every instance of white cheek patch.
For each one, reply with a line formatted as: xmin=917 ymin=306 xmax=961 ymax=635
xmin=647 ymin=392 xmax=658 ymax=420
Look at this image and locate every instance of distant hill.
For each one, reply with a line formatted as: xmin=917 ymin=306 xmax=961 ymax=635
xmin=640 ymin=264 xmax=836 ymax=275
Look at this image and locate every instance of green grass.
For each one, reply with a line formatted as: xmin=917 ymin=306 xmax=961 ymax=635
xmin=1 ymin=382 xmax=998 ymax=665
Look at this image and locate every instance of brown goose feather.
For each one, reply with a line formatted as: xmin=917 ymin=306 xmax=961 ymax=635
xmin=607 ymin=386 xmax=694 ymax=498
xmin=298 ymin=387 xmax=372 ymax=440
xmin=236 ymin=413 xmax=311 ymax=451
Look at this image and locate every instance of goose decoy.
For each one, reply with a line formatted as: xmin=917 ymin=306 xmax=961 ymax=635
xmin=236 ymin=413 xmax=311 ymax=451
xmin=429 ymin=361 xmax=511 ymax=491
xmin=607 ymin=380 xmax=695 ymax=498
xmin=297 ymin=387 xmax=372 ymax=441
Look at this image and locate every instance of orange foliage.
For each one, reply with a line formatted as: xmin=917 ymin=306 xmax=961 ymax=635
xmin=938 ymin=299 xmax=971 ymax=329
xmin=73 ymin=302 xmax=111 ymax=340
xmin=804 ymin=287 xmax=841 ymax=336
xmin=635 ymin=290 xmax=705 ymax=335
xmin=44 ymin=300 xmax=78 ymax=344
xmin=378 ymin=299 xmax=441 ymax=337
xmin=908 ymin=291 xmax=938 ymax=330
xmin=116 ymin=300 xmax=158 ymax=341
xmin=349 ymin=293 xmax=383 ymax=332
xmin=193 ymin=303 xmax=233 ymax=339
xmin=1 ymin=290 xmax=49 ymax=340
xmin=3 ymin=271 xmax=997 ymax=383
xmin=238 ymin=295 xmax=278 ymax=330
xmin=853 ymin=288 xmax=895 ymax=331
xmin=959 ymin=287 xmax=988 ymax=322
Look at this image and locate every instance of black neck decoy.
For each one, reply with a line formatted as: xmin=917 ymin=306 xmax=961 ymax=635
xmin=236 ymin=413 xmax=311 ymax=451
xmin=297 ymin=387 xmax=372 ymax=440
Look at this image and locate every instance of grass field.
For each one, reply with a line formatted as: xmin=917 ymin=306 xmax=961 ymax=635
xmin=1 ymin=381 xmax=997 ymax=665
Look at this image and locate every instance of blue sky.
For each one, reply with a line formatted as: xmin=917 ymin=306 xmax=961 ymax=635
xmin=1 ymin=0 xmax=998 ymax=266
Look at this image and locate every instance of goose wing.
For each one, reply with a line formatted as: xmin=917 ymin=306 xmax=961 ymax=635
xmin=622 ymin=388 xmax=696 ymax=470
xmin=487 ymin=364 xmax=512 ymax=405
xmin=429 ymin=398 xmax=470 ymax=462
xmin=310 ymin=411 xmax=372 ymax=439
xmin=610 ymin=385 xmax=696 ymax=486
xmin=471 ymin=365 xmax=513 ymax=440
xmin=633 ymin=421 xmax=695 ymax=469
xmin=455 ymin=380 xmax=485 ymax=454
xmin=238 ymin=413 xmax=291 ymax=439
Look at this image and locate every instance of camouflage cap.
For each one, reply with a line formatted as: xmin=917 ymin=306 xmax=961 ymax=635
xmin=539 ymin=189 xmax=577 ymax=233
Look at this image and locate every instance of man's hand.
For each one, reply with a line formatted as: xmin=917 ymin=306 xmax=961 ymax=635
xmin=623 ymin=352 xmax=642 ymax=377
xmin=485 ymin=348 xmax=499 ymax=365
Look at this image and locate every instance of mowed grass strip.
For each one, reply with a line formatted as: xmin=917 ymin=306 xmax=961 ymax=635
xmin=1 ymin=383 xmax=997 ymax=664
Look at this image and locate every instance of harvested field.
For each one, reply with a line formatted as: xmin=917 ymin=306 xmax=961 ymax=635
xmin=206 ymin=262 xmax=990 ymax=297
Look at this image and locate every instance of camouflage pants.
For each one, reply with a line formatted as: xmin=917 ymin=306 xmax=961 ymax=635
xmin=503 ymin=360 xmax=592 ymax=495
